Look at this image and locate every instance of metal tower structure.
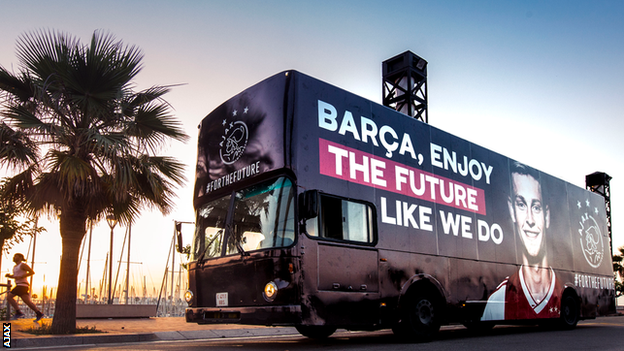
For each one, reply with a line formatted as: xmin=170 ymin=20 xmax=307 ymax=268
xmin=586 ymin=172 xmax=613 ymax=254
xmin=382 ymin=51 xmax=428 ymax=123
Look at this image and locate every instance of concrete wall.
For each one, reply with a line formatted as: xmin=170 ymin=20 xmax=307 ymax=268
xmin=76 ymin=304 xmax=157 ymax=318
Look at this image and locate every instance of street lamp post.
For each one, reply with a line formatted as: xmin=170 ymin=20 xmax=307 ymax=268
xmin=106 ymin=214 xmax=118 ymax=304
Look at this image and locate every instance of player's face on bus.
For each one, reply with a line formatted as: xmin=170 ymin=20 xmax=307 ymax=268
xmin=509 ymin=173 xmax=550 ymax=258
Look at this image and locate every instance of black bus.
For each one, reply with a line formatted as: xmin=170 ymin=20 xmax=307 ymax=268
xmin=183 ymin=70 xmax=615 ymax=340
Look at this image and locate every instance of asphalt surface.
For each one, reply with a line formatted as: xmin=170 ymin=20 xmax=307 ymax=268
xmin=7 ymin=313 xmax=624 ymax=349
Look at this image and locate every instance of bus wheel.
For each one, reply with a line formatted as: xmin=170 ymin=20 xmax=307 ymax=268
xmin=393 ymin=291 xmax=441 ymax=342
xmin=559 ymin=294 xmax=580 ymax=330
xmin=295 ymin=325 xmax=337 ymax=339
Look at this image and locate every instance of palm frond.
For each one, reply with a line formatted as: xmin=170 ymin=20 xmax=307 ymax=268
xmin=15 ymin=29 xmax=78 ymax=80
xmin=49 ymin=150 xmax=102 ymax=195
xmin=107 ymin=194 xmax=142 ymax=227
xmin=0 ymin=68 xmax=36 ymax=103
xmin=1 ymin=166 xmax=36 ymax=207
xmin=68 ymin=31 xmax=143 ymax=128
xmin=31 ymin=171 xmax=64 ymax=213
xmin=144 ymin=155 xmax=187 ymax=185
xmin=122 ymin=84 xmax=186 ymax=116
xmin=0 ymin=122 xmax=39 ymax=168
xmin=115 ymin=154 xmax=185 ymax=214
xmin=126 ymin=103 xmax=189 ymax=152
xmin=3 ymin=105 xmax=51 ymax=132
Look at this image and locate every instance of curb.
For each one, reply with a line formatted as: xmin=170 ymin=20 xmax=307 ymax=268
xmin=13 ymin=327 xmax=300 ymax=349
xmin=153 ymin=326 xmax=299 ymax=340
xmin=14 ymin=333 xmax=158 ymax=349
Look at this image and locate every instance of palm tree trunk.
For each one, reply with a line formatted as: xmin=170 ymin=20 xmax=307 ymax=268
xmin=51 ymin=210 xmax=86 ymax=334
xmin=0 ymin=239 xmax=4 ymax=279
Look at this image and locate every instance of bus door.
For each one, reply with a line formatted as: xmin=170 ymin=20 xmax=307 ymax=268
xmin=300 ymin=192 xmax=380 ymax=326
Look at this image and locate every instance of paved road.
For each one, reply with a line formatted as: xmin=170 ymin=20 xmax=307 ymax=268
xmin=23 ymin=316 xmax=624 ymax=351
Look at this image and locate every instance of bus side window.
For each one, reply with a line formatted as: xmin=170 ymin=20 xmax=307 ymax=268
xmin=318 ymin=195 xmax=374 ymax=244
xmin=321 ymin=196 xmax=344 ymax=240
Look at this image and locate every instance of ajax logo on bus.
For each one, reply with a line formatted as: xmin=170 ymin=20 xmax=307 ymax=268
xmin=219 ymin=108 xmax=249 ymax=165
xmin=578 ymin=199 xmax=604 ymax=269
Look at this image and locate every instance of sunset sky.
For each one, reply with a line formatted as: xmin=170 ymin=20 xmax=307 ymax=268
xmin=1 ymin=0 xmax=623 ymax=302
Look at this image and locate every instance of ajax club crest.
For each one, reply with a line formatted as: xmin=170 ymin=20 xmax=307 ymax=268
xmin=219 ymin=108 xmax=249 ymax=165
xmin=577 ymin=199 xmax=604 ymax=268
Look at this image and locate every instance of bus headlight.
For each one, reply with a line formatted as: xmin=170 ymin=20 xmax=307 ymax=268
xmin=184 ymin=290 xmax=194 ymax=305
xmin=263 ymin=281 xmax=278 ymax=302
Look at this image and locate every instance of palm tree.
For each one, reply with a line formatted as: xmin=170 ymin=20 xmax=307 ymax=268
xmin=0 ymin=30 xmax=188 ymax=333
xmin=614 ymin=246 xmax=624 ymax=298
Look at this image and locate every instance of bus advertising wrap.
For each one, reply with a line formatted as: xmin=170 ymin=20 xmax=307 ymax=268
xmin=194 ymin=73 xmax=290 ymax=207
xmin=291 ymin=71 xmax=613 ymax=319
xmin=190 ymin=70 xmax=614 ymax=333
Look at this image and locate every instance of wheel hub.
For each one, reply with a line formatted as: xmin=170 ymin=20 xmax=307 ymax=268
xmin=416 ymin=299 xmax=434 ymax=325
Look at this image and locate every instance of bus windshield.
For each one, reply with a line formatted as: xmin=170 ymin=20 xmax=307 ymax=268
xmin=192 ymin=177 xmax=295 ymax=261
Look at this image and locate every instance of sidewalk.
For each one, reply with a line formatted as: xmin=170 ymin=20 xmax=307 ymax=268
xmin=8 ymin=317 xmax=299 ymax=349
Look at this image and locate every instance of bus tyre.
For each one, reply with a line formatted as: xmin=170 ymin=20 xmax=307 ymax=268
xmin=559 ymin=294 xmax=580 ymax=330
xmin=393 ymin=291 xmax=441 ymax=342
xmin=295 ymin=325 xmax=337 ymax=339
